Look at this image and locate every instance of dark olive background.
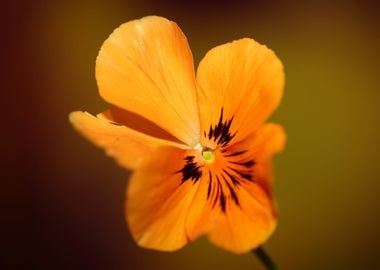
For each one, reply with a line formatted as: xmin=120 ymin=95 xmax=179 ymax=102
xmin=2 ymin=0 xmax=379 ymax=269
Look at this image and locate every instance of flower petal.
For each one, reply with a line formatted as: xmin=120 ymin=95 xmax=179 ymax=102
xmin=196 ymin=38 xmax=284 ymax=145
xmin=69 ymin=111 xmax=186 ymax=170
xmin=185 ymin=170 xmax=276 ymax=253
xmin=206 ymin=187 xmax=276 ymax=254
xmin=98 ymin=107 xmax=180 ymax=143
xmin=185 ymin=124 xmax=285 ymax=253
xmin=96 ymin=16 xmax=200 ymax=146
xmin=126 ymin=146 xmax=200 ymax=251
xmin=242 ymin=123 xmax=286 ymax=191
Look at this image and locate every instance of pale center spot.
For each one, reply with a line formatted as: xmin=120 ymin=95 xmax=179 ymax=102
xmin=202 ymin=150 xmax=215 ymax=164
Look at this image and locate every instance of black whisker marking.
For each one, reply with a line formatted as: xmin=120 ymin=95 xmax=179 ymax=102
xmin=216 ymin=175 xmax=226 ymax=212
xmin=207 ymin=171 xmax=212 ymax=200
xmin=176 ymin=156 xmax=202 ymax=184
xmin=206 ymin=108 xmax=236 ymax=148
xmin=224 ymin=150 xmax=247 ymax=157
xmin=228 ymin=159 xmax=255 ymax=168
xmin=221 ymin=173 xmax=240 ymax=206
xmin=212 ymin=177 xmax=220 ymax=208
xmin=227 ymin=166 xmax=253 ymax=181
xmin=223 ymin=169 xmax=241 ymax=186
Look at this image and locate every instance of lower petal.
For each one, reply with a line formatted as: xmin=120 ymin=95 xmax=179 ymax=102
xmin=207 ymin=186 xmax=276 ymax=253
xmin=185 ymin=171 xmax=276 ymax=254
xmin=185 ymin=124 xmax=285 ymax=253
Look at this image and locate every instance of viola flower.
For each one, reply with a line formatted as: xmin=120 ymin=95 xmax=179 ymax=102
xmin=69 ymin=16 xmax=285 ymax=254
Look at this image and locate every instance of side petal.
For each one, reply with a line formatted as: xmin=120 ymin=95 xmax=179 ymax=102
xmin=238 ymin=123 xmax=286 ymax=192
xmin=96 ymin=16 xmax=200 ymax=146
xmin=69 ymin=111 xmax=186 ymax=170
xmin=126 ymin=146 xmax=200 ymax=251
xmin=196 ymin=38 xmax=284 ymax=145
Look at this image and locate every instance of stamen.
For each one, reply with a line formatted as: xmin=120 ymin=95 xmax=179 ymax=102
xmin=202 ymin=150 xmax=215 ymax=164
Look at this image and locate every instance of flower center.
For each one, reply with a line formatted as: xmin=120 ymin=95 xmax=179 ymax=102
xmin=202 ymin=150 xmax=215 ymax=164
xmin=176 ymin=108 xmax=257 ymax=213
xmin=192 ymin=143 xmax=216 ymax=164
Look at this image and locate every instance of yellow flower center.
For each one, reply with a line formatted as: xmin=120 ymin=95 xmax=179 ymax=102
xmin=193 ymin=143 xmax=215 ymax=164
xmin=202 ymin=150 xmax=215 ymax=164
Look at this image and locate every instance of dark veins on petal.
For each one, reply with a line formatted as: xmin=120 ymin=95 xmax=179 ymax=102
xmin=207 ymin=108 xmax=236 ymax=147
xmin=176 ymin=156 xmax=202 ymax=184
xmin=177 ymin=108 xmax=256 ymax=213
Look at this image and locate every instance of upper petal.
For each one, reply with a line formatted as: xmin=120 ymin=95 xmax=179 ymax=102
xmin=69 ymin=111 xmax=186 ymax=170
xmin=196 ymin=38 xmax=284 ymax=145
xmin=96 ymin=16 xmax=200 ymax=146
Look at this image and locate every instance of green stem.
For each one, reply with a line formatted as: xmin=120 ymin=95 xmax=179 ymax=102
xmin=252 ymin=246 xmax=280 ymax=270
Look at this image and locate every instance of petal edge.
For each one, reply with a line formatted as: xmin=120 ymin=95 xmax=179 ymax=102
xmin=96 ymin=16 xmax=200 ymax=146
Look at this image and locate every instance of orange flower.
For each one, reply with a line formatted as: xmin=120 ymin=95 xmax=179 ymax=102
xmin=69 ymin=16 xmax=285 ymax=254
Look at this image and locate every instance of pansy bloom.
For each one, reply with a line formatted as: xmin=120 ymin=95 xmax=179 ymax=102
xmin=70 ymin=16 xmax=285 ymax=254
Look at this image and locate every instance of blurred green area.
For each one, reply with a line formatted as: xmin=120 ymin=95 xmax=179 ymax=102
xmin=2 ymin=0 xmax=379 ymax=269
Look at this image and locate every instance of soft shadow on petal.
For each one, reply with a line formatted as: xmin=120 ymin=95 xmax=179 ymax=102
xmin=98 ymin=107 xmax=181 ymax=143
xmin=69 ymin=111 xmax=186 ymax=170
xmin=96 ymin=16 xmax=200 ymax=146
xmin=196 ymin=38 xmax=284 ymax=145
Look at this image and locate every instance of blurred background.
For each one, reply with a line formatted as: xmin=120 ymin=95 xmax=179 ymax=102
xmin=2 ymin=0 xmax=379 ymax=269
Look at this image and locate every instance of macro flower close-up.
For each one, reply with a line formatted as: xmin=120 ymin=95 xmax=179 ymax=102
xmin=5 ymin=1 xmax=380 ymax=269
xmin=69 ymin=16 xmax=285 ymax=254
